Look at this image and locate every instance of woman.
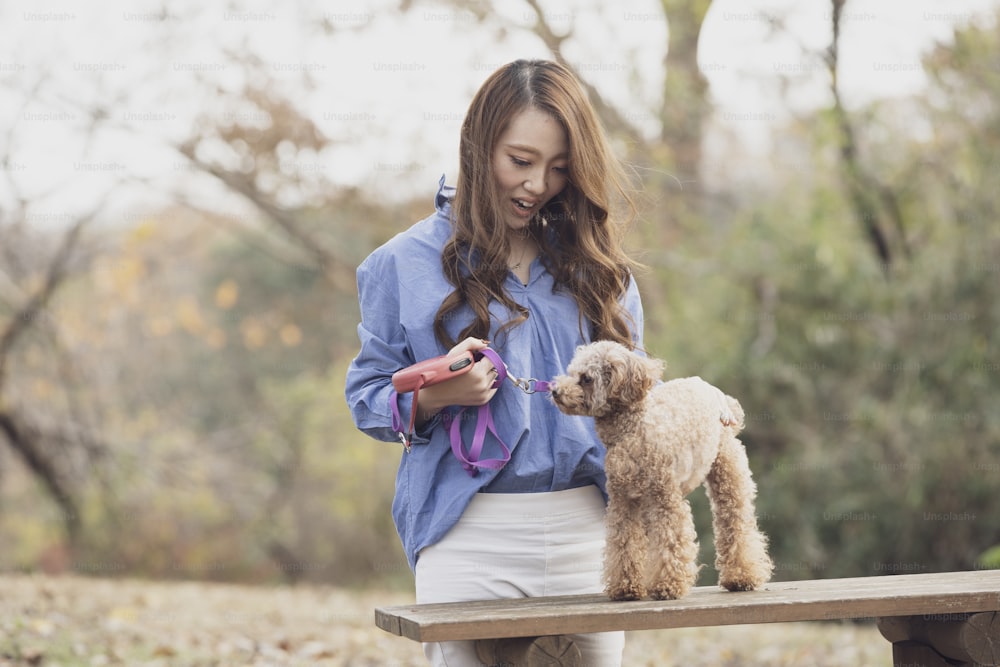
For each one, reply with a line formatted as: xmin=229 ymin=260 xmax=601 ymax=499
xmin=346 ymin=59 xmax=644 ymax=666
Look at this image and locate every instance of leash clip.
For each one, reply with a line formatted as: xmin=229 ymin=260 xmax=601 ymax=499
xmin=509 ymin=376 xmax=546 ymax=394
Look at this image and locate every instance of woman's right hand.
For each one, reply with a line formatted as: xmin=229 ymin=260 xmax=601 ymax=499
xmin=414 ymin=337 xmax=499 ymax=424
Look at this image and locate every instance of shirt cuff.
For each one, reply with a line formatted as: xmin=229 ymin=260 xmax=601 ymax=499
xmin=390 ymin=390 xmax=441 ymax=446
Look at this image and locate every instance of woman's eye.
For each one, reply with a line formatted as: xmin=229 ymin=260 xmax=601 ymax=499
xmin=511 ymin=156 xmax=530 ymax=167
xmin=553 ymin=166 xmax=569 ymax=175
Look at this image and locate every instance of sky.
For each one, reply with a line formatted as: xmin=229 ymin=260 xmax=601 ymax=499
xmin=1 ymin=0 xmax=997 ymax=227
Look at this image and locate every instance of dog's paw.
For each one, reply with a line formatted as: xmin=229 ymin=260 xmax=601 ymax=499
xmin=648 ymin=581 xmax=691 ymax=601
xmin=606 ymin=583 xmax=645 ymax=601
xmin=718 ymin=549 xmax=773 ymax=592
xmin=719 ymin=573 xmax=767 ymax=592
xmin=720 ymin=578 xmax=758 ymax=592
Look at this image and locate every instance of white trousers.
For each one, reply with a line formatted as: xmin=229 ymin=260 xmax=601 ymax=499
xmin=414 ymin=485 xmax=625 ymax=667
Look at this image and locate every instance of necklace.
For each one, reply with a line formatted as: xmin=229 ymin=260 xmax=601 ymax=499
xmin=509 ymin=244 xmax=529 ymax=271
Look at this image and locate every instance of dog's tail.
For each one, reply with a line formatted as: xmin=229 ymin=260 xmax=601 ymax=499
xmin=725 ymin=395 xmax=745 ymax=431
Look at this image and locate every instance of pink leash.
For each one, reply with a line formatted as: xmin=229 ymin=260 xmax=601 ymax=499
xmin=390 ymin=348 xmax=551 ymax=477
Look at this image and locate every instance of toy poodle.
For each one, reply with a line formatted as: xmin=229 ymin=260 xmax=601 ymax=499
xmin=550 ymin=341 xmax=773 ymax=601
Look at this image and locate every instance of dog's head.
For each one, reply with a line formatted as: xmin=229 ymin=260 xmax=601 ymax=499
xmin=550 ymin=341 xmax=664 ymax=419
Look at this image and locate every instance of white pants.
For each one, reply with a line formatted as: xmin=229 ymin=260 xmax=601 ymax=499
xmin=415 ymin=485 xmax=625 ymax=667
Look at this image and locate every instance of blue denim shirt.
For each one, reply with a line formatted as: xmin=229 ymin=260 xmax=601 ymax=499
xmin=345 ymin=178 xmax=645 ymax=570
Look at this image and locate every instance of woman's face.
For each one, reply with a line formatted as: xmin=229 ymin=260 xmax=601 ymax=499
xmin=492 ymin=107 xmax=569 ymax=231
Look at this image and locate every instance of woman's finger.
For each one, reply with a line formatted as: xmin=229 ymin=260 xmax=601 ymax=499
xmin=448 ymin=337 xmax=490 ymax=356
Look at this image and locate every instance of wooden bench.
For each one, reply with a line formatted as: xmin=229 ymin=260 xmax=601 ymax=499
xmin=376 ymin=570 xmax=1000 ymax=666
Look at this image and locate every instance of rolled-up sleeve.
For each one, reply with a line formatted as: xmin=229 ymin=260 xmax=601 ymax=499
xmin=345 ymin=254 xmax=438 ymax=445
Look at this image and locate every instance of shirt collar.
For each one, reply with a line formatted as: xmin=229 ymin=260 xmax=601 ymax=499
xmin=435 ymin=174 xmax=455 ymax=215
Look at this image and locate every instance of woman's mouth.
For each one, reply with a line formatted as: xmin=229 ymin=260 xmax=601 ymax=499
xmin=511 ymin=198 xmax=537 ymax=218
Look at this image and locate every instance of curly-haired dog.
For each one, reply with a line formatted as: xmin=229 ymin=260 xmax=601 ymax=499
xmin=550 ymin=341 xmax=773 ymax=601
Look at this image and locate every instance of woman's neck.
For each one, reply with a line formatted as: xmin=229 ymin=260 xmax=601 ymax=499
xmin=508 ymin=234 xmax=539 ymax=285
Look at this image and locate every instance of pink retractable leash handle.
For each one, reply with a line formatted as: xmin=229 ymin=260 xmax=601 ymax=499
xmin=390 ymin=351 xmax=476 ymax=451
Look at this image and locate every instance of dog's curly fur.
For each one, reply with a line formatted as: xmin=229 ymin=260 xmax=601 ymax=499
xmin=551 ymin=341 xmax=773 ymax=601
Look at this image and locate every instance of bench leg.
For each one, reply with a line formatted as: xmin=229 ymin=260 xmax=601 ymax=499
xmin=879 ymin=612 xmax=1000 ymax=666
xmin=891 ymin=640 xmax=956 ymax=667
xmin=475 ymin=635 xmax=582 ymax=667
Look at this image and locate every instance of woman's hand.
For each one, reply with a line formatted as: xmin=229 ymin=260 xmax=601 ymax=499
xmin=414 ymin=337 xmax=499 ymax=425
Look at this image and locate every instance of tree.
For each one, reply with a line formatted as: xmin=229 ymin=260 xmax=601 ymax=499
xmin=393 ymin=0 xmax=716 ymax=211
xmin=0 ymin=165 xmax=105 ymax=546
xmin=825 ymin=0 xmax=909 ymax=273
xmin=658 ymin=0 xmax=713 ymax=198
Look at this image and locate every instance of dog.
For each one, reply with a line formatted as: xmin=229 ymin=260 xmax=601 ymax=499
xmin=550 ymin=341 xmax=773 ymax=601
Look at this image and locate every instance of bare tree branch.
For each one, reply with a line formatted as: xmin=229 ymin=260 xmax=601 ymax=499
xmin=521 ymin=0 xmax=644 ymax=145
xmin=826 ymin=0 xmax=896 ymax=272
xmin=0 ymin=410 xmax=81 ymax=542
xmin=177 ymin=140 xmax=327 ymax=265
xmin=176 ymin=140 xmax=355 ymax=283
xmin=0 ymin=209 xmax=95 ymax=388
xmin=0 ymin=199 xmax=109 ymax=546
xmin=171 ymin=193 xmax=326 ymax=271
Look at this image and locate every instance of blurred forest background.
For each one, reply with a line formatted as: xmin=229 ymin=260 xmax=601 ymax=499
xmin=1 ymin=0 xmax=999 ymax=592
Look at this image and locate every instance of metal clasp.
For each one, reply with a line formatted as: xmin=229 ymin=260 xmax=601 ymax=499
xmin=398 ymin=431 xmax=412 ymax=453
xmin=509 ymin=376 xmax=541 ymax=394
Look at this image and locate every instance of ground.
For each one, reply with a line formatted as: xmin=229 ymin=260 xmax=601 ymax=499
xmin=0 ymin=574 xmax=892 ymax=666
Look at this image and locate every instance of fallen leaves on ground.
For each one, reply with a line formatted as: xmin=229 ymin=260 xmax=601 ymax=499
xmin=0 ymin=574 xmax=890 ymax=666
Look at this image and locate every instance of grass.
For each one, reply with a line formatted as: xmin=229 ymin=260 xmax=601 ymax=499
xmin=0 ymin=574 xmax=892 ymax=666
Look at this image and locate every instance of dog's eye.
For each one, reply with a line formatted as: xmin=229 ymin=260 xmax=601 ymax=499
xmin=580 ymin=374 xmax=593 ymax=385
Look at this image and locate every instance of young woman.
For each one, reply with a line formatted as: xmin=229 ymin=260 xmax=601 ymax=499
xmin=346 ymin=59 xmax=644 ymax=666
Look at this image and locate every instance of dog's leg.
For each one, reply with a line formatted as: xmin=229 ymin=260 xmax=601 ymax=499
xmin=645 ymin=487 xmax=700 ymax=601
xmin=603 ymin=494 xmax=647 ymax=601
xmin=705 ymin=435 xmax=774 ymax=592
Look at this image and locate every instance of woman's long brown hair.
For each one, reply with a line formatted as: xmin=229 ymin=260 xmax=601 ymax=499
xmin=434 ymin=59 xmax=638 ymax=351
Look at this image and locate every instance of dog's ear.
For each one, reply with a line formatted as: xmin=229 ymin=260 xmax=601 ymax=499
xmin=633 ymin=354 xmax=663 ymax=401
xmin=606 ymin=347 xmax=663 ymax=406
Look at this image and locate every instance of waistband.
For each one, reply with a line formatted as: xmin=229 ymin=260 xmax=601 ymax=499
xmin=463 ymin=485 xmax=605 ymax=520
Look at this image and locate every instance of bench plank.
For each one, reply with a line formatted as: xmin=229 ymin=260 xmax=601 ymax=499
xmin=375 ymin=570 xmax=1000 ymax=642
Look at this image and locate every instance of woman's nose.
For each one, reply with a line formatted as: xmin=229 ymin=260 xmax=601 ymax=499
xmin=524 ymin=171 xmax=546 ymax=195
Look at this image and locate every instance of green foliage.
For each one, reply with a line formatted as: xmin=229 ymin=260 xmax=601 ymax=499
xmin=979 ymin=545 xmax=1000 ymax=570
xmin=2 ymin=12 xmax=998 ymax=589
xmin=661 ymin=17 xmax=1000 ymax=582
